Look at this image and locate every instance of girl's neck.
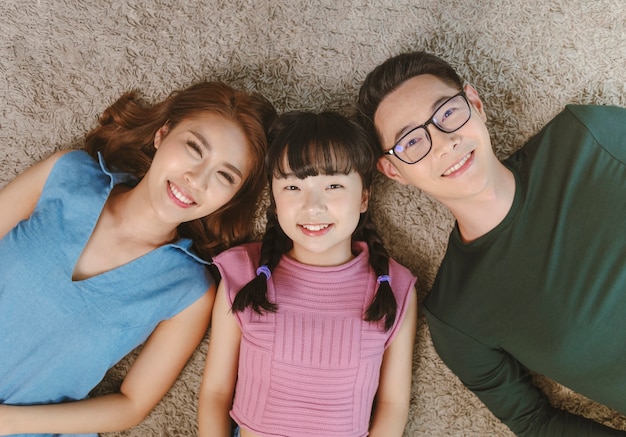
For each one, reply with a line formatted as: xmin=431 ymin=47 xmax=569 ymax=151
xmin=287 ymin=241 xmax=355 ymax=267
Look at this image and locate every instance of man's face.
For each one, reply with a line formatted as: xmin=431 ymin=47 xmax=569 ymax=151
xmin=374 ymin=74 xmax=497 ymax=204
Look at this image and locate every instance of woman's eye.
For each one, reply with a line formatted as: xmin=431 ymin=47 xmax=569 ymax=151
xmin=186 ymin=141 xmax=202 ymax=157
xmin=218 ymin=171 xmax=236 ymax=185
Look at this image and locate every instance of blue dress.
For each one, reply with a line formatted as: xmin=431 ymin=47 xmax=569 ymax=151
xmin=0 ymin=151 xmax=212 ymax=437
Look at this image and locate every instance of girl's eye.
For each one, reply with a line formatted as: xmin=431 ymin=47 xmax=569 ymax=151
xmin=329 ymin=184 xmax=343 ymax=189
xmin=285 ymin=185 xmax=299 ymax=191
xmin=186 ymin=141 xmax=202 ymax=157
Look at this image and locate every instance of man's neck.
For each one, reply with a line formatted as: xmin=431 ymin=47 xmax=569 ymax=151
xmin=446 ymin=164 xmax=516 ymax=243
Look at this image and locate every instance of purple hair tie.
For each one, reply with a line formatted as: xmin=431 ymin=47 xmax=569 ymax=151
xmin=256 ymin=265 xmax=271 ymax=280
xmin=377 ymin=275 xmax=390 ymax=285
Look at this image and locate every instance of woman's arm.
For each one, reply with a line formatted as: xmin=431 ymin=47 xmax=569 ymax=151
xmin=198 ymin=280 xmax=242 ymax=437
xmin=369 ymin=287 xmax=418 ymax=437
xmin=0 ymin=150 xmax=69 ymax=239
xmin=0 ymin=286 xmax=214 ymax=435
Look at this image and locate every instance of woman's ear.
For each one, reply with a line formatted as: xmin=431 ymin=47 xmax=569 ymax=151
xmin=154 ymin=124 xmax=170 ymax=149
xmin=464 ymin=84 xmax=487 ymax=122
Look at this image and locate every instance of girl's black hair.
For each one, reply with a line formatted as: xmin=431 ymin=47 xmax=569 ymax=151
xmin=231 ymin=111 xmax=397 ymax=331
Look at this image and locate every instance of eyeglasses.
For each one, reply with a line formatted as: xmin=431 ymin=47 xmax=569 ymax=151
xmin=383 ymin=92 xmax=471 ymax=165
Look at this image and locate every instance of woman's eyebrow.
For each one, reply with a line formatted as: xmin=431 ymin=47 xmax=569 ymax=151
xmin=190 ymin=130 xmax=210 ymax=151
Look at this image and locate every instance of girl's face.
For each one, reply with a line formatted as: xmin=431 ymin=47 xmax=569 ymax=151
xmin=272 ymin=165 xmax=369 ymax=267
xmin=143 ymin=112 xmax=252 ymax=226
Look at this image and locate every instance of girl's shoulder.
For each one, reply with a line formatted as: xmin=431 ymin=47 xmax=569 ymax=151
xmin=213 ymin=242 xmax=261 ymax=266
xmin=387 ymin=256 xmax=417 ymax=284
xmin=212 ymin=242 xmax=262 ymax=298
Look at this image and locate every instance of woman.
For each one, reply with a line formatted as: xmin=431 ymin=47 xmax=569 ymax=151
xmin=0 ymin=81 xmax=276 ymax=436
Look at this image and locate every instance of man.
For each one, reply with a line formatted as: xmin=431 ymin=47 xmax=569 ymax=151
xmin=357 ymin=51 xmax=626 ymax=436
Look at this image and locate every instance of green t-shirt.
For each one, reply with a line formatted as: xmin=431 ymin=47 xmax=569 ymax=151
xmin=423 ymin=105 xmax=626 ymax=436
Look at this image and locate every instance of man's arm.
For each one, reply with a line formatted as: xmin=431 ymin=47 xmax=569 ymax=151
xmin=424 ymin=308 xmax=626 ymax=436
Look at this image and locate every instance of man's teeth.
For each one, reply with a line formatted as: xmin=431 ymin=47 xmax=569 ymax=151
xmin=443 ymin=153 xmax=471 ymax=176
xmin=302 ymin=224 xmax=329 ymax=231
xmin=170 ymin=182 xmax=194 ymax=204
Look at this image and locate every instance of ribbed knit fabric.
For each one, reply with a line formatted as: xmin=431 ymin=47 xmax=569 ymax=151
xmin=212 ymin=242 xmax=416 ymax=437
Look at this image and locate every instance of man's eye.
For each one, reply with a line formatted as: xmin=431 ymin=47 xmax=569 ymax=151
xmin=442 ymin=108 xmax=455 ymax=119
xmin=404 ymin=136 xmax=422 ymax=149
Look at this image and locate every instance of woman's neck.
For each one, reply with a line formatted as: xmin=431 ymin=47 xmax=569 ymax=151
xmin=105 ymin=185 xmax=178 ymax=249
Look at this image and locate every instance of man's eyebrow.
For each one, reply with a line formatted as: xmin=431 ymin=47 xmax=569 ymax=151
xmin=190 ymin=130 xmax=244 ymax=179
xmin=392 ymin=94 xmax=456 ymax=145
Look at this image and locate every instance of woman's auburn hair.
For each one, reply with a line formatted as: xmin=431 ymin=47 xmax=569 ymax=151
xmin=84 ymin=81 xmax=277 ymax=260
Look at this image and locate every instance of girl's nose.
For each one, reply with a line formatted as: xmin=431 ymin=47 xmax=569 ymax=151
xmin=303 ymin=190 xmax=326 ymax=213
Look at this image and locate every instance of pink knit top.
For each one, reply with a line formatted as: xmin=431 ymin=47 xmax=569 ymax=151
xmin=212 ymin=242 xmax=416 ymax=437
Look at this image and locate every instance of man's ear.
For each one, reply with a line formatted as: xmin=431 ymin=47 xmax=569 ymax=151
xmin=377 ymin=156 xmax=409 ymax=185
xmin=464 ymin=84 xmax=487 ymax=122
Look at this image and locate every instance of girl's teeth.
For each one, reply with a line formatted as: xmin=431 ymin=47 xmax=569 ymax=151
xmin=303 ymin=224 xmax=329 ymax=231
xmin=170 ymin=182 xmax=193 ymax=204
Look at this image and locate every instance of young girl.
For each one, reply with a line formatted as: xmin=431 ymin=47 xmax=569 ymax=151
xmin=0 ymin=81 xmax=276 ymax=436
xmin=199 ymin=111 xmax=418 ymax=437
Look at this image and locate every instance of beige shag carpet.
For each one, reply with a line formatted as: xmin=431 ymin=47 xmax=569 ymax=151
xmin=2 ymin=1 xmax=625 ymax=435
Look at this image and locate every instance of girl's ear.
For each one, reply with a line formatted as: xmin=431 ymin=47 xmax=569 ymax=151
xmin=464 ymin=84 xmax=487 ymax=122
xmin=154 ymin=124 xmax=170 ymax=149
xmin=360 ymin=188 xmax=370 ymax=213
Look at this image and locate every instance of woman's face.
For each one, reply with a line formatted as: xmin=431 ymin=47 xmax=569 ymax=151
xmin=144 ymin=112 xmax=252 ymax=226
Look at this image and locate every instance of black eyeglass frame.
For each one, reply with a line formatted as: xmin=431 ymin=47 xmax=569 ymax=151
xmin=382 ymin=91 xmax=471 ymax=165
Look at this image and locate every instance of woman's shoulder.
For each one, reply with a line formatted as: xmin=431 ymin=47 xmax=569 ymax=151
xmin=43 ymin=149 xmax=100 ymax=181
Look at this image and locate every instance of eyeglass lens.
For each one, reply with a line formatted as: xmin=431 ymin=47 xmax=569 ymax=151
xmin=394 ymin=94 xmax=470 ymax=164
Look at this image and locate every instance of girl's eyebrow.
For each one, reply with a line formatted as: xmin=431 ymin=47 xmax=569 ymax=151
xmin=190 ymin=129 xmax=244 ymax=179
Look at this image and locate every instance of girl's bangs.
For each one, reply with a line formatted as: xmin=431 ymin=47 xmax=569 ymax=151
xmin=274 ymin=138 xmax=356 ymax=179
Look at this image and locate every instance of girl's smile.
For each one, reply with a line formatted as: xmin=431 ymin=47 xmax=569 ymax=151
xmin=299 ymin=223 xmax=333 ymax=236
